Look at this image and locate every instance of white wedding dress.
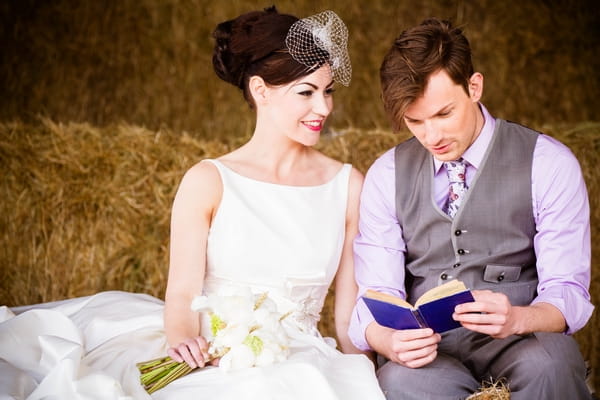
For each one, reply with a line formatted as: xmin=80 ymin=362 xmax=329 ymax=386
xmin=0 ymin=159 xmax=385 ymax=400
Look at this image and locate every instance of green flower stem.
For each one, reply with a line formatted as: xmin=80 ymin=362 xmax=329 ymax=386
xmin=145 ymin=362 xmax=193 ymax=394
xmin=139 ymin=359 xmax=176 ymax=376
xmin=140 ymin=362 xmax=177 ymax=386
xmin=138 ymin=354 xmax=221 ymax=394
xmin=136 ymin=356 xmax=173 ymax=372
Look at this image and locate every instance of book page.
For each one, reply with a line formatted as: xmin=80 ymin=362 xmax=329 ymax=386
xmin=363 ymin=290 xmax=413 ymax=309
xmin=414 ymin=280 xmax=468 ymax=307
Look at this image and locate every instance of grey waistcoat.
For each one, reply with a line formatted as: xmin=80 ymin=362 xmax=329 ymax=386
xmin=394 ymin=119 xmax=539 ymax=306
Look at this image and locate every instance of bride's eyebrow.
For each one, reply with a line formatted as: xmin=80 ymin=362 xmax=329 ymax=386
xmin=295 ymin=80 xmax=335 ymax=90
xmin=295 ymin=82 xmax=318 ymax=89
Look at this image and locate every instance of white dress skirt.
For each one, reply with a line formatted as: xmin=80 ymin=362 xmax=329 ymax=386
xmin=0 ymin=160 xmax=385 ymax=400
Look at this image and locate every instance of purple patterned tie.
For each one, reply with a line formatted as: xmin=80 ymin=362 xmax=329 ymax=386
xmin=443 ymin=159 xmax=468 ymax=218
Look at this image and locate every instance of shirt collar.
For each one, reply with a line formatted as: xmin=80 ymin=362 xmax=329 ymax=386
xmin=433 ymin=103 xmax=495 ymax=173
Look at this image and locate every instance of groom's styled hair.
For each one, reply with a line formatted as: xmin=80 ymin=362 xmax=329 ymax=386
xmin=380 ymin=18 xmax=474 ymax=130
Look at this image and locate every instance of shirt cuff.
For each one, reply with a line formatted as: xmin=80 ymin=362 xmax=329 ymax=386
xmin=348 ymin=298 xmax=376 ymax=351
xmin=532 ymin=285 xmax=594 ymax=334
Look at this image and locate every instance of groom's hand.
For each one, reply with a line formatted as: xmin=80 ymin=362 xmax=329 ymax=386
xmin=366 ymin=323 xmax=441 ymax=368
xmin=453 ymin=289 xmax=519 ymax=338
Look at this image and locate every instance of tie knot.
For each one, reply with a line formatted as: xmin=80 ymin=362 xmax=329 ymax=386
xmin=444 ymin=159 xmax=467 ymax=183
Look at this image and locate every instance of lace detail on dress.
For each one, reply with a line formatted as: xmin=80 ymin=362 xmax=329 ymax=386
xmin=285 ymin=281 xmax=329 ymax=335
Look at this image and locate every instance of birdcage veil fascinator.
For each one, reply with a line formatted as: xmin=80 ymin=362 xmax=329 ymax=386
xmin=285 ymin=10 xmax=352 ymax=86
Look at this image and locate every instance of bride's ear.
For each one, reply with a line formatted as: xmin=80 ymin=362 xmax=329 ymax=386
xmin=249 ymin=76 xmax=268 ymax=106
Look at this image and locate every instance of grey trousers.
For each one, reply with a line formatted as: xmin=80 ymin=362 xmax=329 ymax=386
xmin=377 ymin=328 xmax=591 ymax=400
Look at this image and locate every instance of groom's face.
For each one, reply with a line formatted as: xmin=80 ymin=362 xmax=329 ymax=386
xmin=402 ymin=69 xmax=483 ymax=162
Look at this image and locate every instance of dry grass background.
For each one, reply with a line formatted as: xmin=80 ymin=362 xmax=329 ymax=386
xmin=1 ymin=0 xmax=599 ymax=396
xmin=1 ymin=0 xmax=599 ymax=136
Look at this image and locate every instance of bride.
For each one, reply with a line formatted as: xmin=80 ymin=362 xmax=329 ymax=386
xmin=0 ymin=7 xmax=385 ymax=400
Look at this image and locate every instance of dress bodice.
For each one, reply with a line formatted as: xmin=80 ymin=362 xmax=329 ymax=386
xmin=203 ymin=159 xmax=350 ymax=334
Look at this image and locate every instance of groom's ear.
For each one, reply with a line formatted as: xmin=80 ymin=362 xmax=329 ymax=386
xmin=468 ymin=72 xmax=484 ymax=102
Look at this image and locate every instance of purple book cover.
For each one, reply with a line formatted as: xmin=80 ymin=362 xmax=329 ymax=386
xmin=362 ymin=290 xmax=474 ymax=333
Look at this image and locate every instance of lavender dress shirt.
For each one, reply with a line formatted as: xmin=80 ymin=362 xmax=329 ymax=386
xmin=349 ymin=104 xmax=594 ymax=351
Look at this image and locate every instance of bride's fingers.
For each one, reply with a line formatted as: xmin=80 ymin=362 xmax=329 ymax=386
xmin=184 ymin=338 xmax=206 ymax=368
xmin=167 ymin=336 xmax=211 ymax=369
xmin=187 ymin=336 xmax=213 ymax=368
xmin=167 ymin=347 xmax=184 ymax=363
xmin=176 ymin=343 xmax=197 ymax=368
xmin=194 ymin=336 xmax=210 ymax=360
xmin=172 ymin=340 xmax=201 ymax=368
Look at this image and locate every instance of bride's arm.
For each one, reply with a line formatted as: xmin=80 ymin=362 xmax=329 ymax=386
xmin=164 ymin=161 xmax=222 ymax=368
xmin=334 ymin=167 xmax=369 ymax=355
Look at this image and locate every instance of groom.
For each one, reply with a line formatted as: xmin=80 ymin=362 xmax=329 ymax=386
xmin=349 ymin=18 xmax=593 ymax=399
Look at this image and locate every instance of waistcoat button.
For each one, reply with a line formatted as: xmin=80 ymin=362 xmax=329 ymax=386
xmin=441 ymin=273 xmax=448 ymax=280
xmin=453 ymin=263 xmax=461 ymax=268
xmin=457 ymin=249 xmax=465 ymax=255
xmin=455 ymin=230 xmax=462 ymax=236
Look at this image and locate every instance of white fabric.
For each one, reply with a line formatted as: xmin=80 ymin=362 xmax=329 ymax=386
xmin=0 ymin=159 xmax=385 ymax=400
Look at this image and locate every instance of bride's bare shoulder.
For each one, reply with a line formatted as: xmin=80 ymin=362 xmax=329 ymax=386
xmin=174 ymin=160 xmax=223 ymax=206
xmin=181 ymin=159 xmax=221 ymax=183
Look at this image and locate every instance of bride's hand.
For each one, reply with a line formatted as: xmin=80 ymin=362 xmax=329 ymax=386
xmin=167 ymin=336 xmax=210 ymax=369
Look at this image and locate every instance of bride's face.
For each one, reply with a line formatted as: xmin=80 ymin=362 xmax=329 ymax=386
xmin=260 ymin=65 xmax=335 ymax=147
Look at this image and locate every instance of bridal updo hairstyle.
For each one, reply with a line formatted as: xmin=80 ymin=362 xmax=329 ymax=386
xmin=212 ymin=6 xmax=327 ymax=108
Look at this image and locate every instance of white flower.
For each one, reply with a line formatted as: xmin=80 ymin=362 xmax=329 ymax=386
xmin=219 ymin=344 xmax=256 ymax=371
xmin=212 ymin=324 xmax=250 ymax=349
xmin=190 ymin=291 xmax=290 ymax=372
xmin=254 ymin=346 xmax=276 ymax=366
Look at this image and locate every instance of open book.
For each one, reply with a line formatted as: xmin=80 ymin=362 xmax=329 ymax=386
xmin=362 ymin=280 xmax=474 ymax=333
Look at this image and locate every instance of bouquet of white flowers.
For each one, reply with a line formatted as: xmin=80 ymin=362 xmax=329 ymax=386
xmin=137 ymin=290 xmax=290 ymax=394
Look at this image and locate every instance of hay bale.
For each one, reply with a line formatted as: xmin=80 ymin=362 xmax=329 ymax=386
xmin=0 ymin=119 xmax=230 ymax=304
xmin=0 ymin=119 xmax=598 ymax=392
xmin=1 ymin=0 xmax=598 ymax=135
